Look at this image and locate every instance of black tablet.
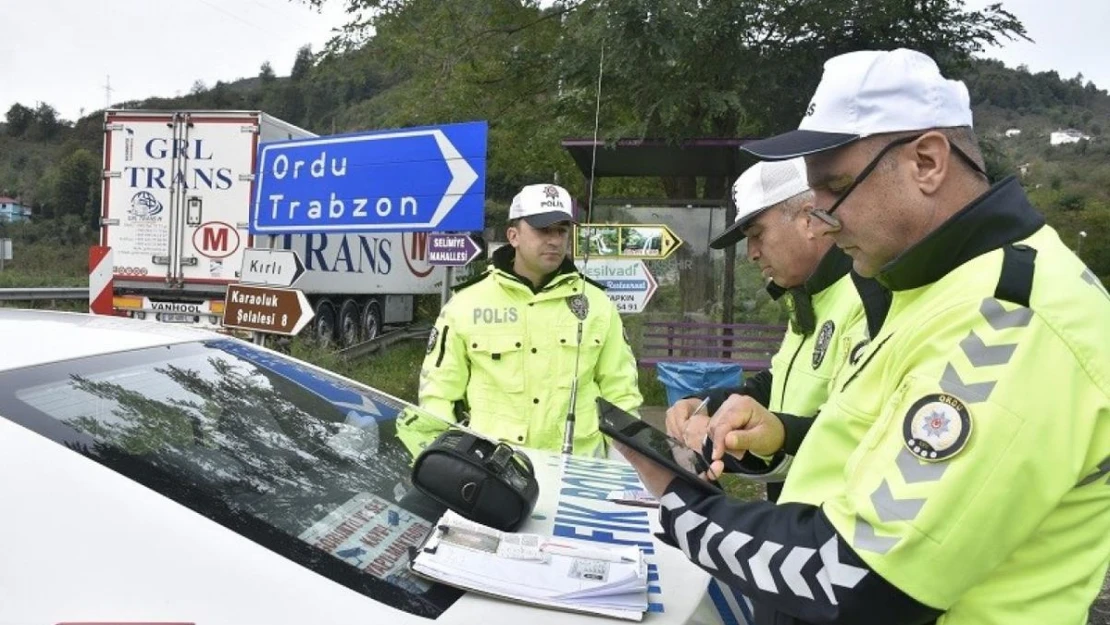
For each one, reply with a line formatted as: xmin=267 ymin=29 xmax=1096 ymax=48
xmin=597 ymin=397 xmax=723 ymax=497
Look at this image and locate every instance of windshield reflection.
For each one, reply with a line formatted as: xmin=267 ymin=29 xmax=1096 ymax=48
xmin=3 ymin=338 xmax=466 ymax=617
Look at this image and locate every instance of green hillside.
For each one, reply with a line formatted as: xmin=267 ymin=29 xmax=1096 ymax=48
xmin=1 ymin=4 xmax=1107 ymax=283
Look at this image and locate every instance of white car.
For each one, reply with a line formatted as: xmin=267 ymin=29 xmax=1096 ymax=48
xmin=0 ymin=309 xmax=717 ymax=625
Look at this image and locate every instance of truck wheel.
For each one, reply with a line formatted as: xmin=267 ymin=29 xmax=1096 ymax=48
xmin=338 ymin=299 xmax=362 ymax=347
xmin=361 ymin=299 xmax=383 ymax=342
xmin=313 ymin=299 xmax=338 ymax=346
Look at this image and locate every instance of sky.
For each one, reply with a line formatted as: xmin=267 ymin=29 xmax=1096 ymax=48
xmin=1 ymin=0 xmax=1108 ymax=123
xmin=0 ymin=0 xmax=349 ymax=121
xmin=963 ymin=0 xmax=1110 ymax=90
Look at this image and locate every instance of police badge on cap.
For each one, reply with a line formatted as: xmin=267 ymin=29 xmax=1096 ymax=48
xmin=903 ymin=393 xmax=972 ymax=462
xmin=566 ymin=293 xmax=589 ymax=320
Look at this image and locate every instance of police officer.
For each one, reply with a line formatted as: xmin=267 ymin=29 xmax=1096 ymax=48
xmin=664 ymin=158 xmax=888 ymax=502
xmin=400 ymin=183 xmax=643 ymax=458
xmin=615 ymin=49 xmax=1110 ymax=624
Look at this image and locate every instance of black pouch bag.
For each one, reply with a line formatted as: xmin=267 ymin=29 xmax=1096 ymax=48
xmin=410 ymin=429 xmax=540 ymax=532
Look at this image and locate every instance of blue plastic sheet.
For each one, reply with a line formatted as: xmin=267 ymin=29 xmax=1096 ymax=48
xmin=655 ymin=361 xmax=743 ymax=408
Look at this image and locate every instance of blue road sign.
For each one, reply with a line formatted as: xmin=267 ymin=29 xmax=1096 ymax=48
xmin=251 ymin=121 xmax=486 ymax=235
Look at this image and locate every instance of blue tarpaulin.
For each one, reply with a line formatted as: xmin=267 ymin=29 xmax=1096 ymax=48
xmin=655 ymin=361 xmax=743 ymax=408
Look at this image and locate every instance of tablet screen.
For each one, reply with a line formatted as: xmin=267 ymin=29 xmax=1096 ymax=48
xmin=597 ymin=398 xmax=722 ymax=496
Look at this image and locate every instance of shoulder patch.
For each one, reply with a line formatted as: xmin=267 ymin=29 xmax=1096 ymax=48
xmin=811 ymin=320 xmax=835 ymax=369
xmin=426 ymin=327 xmax=439 ymax=355
xmin=903 ymin=393 xmax=972 ymax=462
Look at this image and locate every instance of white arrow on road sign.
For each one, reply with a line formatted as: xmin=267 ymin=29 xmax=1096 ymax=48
xmin=289 ymin=289 xmax=314 ymax=335
xmin=239 ymin=248 xmax=305 ymax=288
xmin=428 ymin=130 xmax=480 ymax=228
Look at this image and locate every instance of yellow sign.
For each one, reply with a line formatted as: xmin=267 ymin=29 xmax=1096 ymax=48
xmin=573 ymin=224 xmax=683 ymax=260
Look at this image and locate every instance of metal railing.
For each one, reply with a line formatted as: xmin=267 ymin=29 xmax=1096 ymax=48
xmin=0 ymin=288 xmax=87 ymax=301
xmin=337 ymin=323 xmax=433 ymax=362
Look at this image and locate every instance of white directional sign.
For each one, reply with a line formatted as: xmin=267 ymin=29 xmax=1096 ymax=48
xmin=575 ymin=259 xmax=658 ymax=314
xmin=239 ymin=248 xmax=305 ymax=288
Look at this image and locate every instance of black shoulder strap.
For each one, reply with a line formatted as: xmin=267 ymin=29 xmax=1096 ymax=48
xmin=994 ymin=243 xmax=1037 ymax=307
xmin=451 ymin=270 xmax=488 ymax=293
xmin=579 ymin=274 xmax=607 ymax=292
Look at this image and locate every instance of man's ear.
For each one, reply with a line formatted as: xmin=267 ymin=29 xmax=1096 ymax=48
xmin=799 ymin=204 xmax=818 ymax=240
xmin=506 ymin=225 xmax=520 ymax=247
xmin=909 ymin=131 xmax=951 ymax=195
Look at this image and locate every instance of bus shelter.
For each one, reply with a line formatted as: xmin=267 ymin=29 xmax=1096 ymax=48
xmin=561 ymin=136 xmax=766 ymax=325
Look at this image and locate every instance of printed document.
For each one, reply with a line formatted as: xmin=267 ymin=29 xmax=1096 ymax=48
xmin=410 ymin=509 xmax=649 ymax=620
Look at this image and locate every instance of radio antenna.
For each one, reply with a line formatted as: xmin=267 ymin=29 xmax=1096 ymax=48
xmin=562 ymin=40 xmax=605 ymax=457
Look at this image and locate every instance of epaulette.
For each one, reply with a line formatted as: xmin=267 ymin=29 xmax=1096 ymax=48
xmin=450 ymin=270 xmax=490 ymax=294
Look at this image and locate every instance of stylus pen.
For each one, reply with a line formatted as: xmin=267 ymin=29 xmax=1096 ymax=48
xmin=543 ymin=543 xmax=638 ymax=564
xmin=684 ymin=397 xmax=710 ymax=442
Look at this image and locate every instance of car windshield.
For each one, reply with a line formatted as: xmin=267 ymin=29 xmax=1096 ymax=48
xmin=0 ymin=338 xmax=462 ymax=618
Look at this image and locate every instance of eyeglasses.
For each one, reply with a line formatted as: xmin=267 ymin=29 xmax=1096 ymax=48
xmin=809 ymin=132 xmax=988 ymax=232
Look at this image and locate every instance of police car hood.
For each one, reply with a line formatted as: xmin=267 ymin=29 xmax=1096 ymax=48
xmin=0 ymin=309 xmax=217 ymax=371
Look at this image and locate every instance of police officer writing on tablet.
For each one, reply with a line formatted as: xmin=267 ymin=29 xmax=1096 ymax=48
xmin=615 ymin=48 xmax=1110 ymax=624
xmin=664 ymin=158 xmax=888 ymax=502
xmin=399 ymin=183 xmax=642 ymax=458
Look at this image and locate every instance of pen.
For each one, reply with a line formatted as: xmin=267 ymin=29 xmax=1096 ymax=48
xmin=681 ymin=396 xmax=711 ymax=442
xmin=542 ymin=542 xmax=638 ymax=564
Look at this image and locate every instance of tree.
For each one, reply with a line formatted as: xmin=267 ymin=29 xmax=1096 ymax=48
xmin=5 ymin=103 xmax=34 ymax=137
xmin=260 ymin=61 xmax=277 ymax=83
xmin=1058 ymin=191 xmax=1086 ymax=211
xmin=50 ymin=148 xmax=101 ymax=226
xmin=299 ymin=0 xmax=1029 ymax=313
xmin=291 ymin=45 xmax=315 ymax=82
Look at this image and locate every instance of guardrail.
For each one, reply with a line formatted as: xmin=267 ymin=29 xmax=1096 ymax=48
xmin=337 ymin=323 xmax=433 ymax=362
xmin=0 ymin=288 xmax=87 ymax=301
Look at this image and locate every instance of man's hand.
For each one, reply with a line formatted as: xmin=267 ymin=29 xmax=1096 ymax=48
xmin=610 ymin=440 xmax=679 ymax=499
xmin=706 ymin=394 xmax=785 ymax=476
xmin=665 ymin=397 xmax=710 ymax=449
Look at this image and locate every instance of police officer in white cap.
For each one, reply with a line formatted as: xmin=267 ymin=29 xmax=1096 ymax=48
xmin=615 ymin=48 xmax=1110 ymax=624
xmin=664 ymin=158 xmax=887 ymax=503
xmin=400 ymin=183 xmax=642 ymax=458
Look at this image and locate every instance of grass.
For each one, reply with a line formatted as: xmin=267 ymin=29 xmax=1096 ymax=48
xmin=286 ymin=331 xmax=671 ymax=409
xmin=720 ymin=475 xmax=766 ymax=501
xmin=0 ymin=241 xmax=89 ymax=288
xmin=289 ymin=337 xmax=428 ymax=404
